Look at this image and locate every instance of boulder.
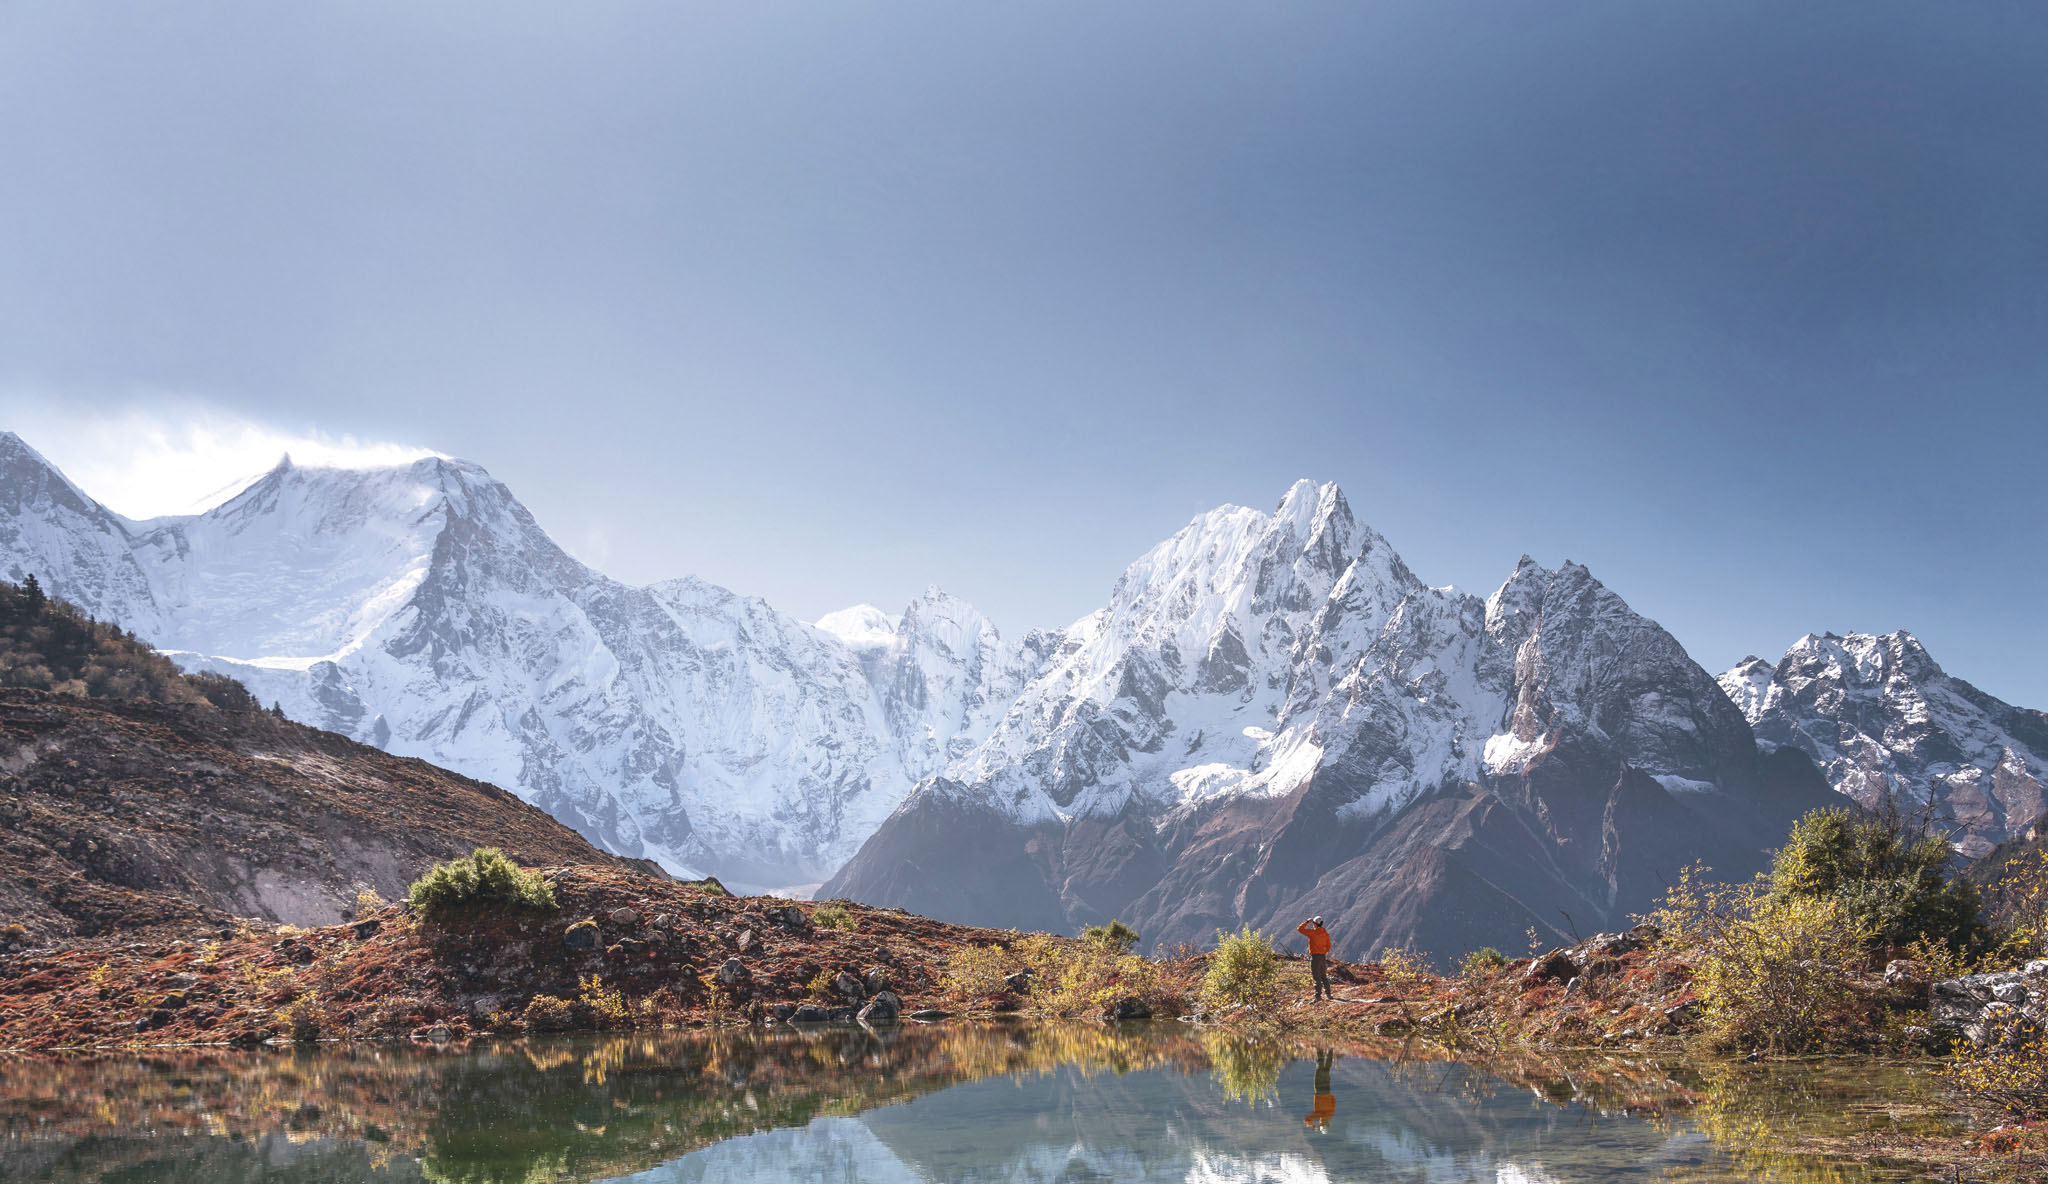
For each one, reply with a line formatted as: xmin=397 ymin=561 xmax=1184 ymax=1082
xmin=833 ymin=971 xmax=867 ymax=1000
xmin=352 ymin=918 xmax=382 ymax=941
xmin=1004 ymin=969 xmax=1035 ymax=994
xmin=1103 ymin=995 xmax=1151 ymax=1021
xmin=717 ymin=957 xmax=750 ymax=989
xmin=825 ymin=1006 xmax=856 ymax=1022
xmin=650 ymin=913 xmax=673 ymax=930
xmin=563 ymin=920 xmax=599 ymax=950
xmin=1625 ymin=922 xmax=1663 ymax=947
xmin=1662 ymin=999 xmax=1705 ymax=1028
xmin=609 ymin=908 xmax=640 ymax=927
xmin=908 ymin=1008 xmax=951 ymax=1022
xmin=864 ymin=967 xmax=889 ymax=995
xmin=769 ymin=1003 xmax=796 ymax=1021
xmin=857 ymin=991 xmax=903 ymax=1025
xmin=767 ymin=905 xmax=813 ymax=935
xmin=735 ymin=929 xmax=755 ymax=953
xmin=789 ymin=1003 xmax=831 ymax=1023
xmin=1521 ymin=950 xmax=1575 ymax=987
xmin=609 ymin=937 xmax=648 ymax=957
xmin=1578 ymin=932 xmax=1639 ymax=962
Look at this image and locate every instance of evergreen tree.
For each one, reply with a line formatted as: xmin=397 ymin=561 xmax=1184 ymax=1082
xmin=20 ymin=573 xmax=43 ymax=614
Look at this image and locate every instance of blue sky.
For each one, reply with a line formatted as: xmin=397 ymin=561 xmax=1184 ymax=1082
xmin=1 ymin=1 xmax=2043 ymax=704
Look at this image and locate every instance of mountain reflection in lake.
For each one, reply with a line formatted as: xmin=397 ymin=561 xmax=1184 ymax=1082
xmin=0 ymin=1022 xmax=1948 ymax=1182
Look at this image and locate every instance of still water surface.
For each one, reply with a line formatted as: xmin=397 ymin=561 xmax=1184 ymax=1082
xmin=0 ymin=1021 xmax=1954 ymax=1182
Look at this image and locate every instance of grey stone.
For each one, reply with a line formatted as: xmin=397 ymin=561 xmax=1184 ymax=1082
xmin=563 ymin=922 xmax=599 ymax=950
xmin=609 ymin=908 xmax=640 ymax=927
xmin=833 ymin=971 xmax=866 ymax=1000
xmin=907 ymin=1008 xmax=950 ymax=1021
xmin=857 ymin=990 xmax=903 ymax=1025
xmin=768 ymin=905 xmax=813 ymax=935
xmin=864 ymin=967 xmax=888 ymax=995
xmin=352 ymin=918 xmax=382 ymax=940
xmin=735 ymin=929 xmax=755 ymax=952
xmin=1104 ymin=995 xmax=1151 ymax=1020
xmin=1995 ymin=981 xmax=2030 ymax=1004
xmin=789 ymin=1003 xmax=831 ymax=1023
xmin=717 ymin=957 xmax=750 ymax=988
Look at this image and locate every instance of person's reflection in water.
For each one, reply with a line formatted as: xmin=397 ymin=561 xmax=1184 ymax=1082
xmin=1303 ymin=1049 xmax=1336 ymax=1134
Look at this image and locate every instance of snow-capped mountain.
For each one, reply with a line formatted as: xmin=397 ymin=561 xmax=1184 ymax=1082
xmin=0 ymin=432 xmax=1041 ymax=889
xmin=1722 ymin=632 xmax=2048 ymax=858
xmin=825 ymin=481 xmax=1834 ymax=961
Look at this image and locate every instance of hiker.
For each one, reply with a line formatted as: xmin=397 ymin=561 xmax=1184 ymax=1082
xmin=1303 ymin=1048 xmax=1336 ymax=1133
xmin=1297 ymin=916 xmax=1332 ymax=1001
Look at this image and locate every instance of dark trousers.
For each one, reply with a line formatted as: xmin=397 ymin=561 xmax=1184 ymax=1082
xmin=1310 ymin=953 xmax=1330 ymax=999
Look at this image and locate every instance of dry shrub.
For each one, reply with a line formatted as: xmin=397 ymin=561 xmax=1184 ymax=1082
xmin=941 ymin=944 xmax=1013 ymax=1003
xmin=1947 ymin=1014 xmax=2048 ymax=1118
xmin=275 ymin=991 xmax=324 ymax=1043
xmin=578 ymin=975 xmax=629 ymax=1028
xmin=1644 ymin=863 xmax=1870 ymax=1054
xmin=523 ymin=994 xmax=576 ymax=1032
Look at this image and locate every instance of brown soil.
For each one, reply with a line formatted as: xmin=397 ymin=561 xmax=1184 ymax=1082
xmin=0 ymin=689 xmax=651 ymax=942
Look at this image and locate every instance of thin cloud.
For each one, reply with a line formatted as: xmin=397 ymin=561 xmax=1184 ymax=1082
xmin=0 ymin=393 xmax=443 ymax=519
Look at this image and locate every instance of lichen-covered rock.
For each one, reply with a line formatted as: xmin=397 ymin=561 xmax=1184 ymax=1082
xmin=562 ymin=920 xmax=599 ymax=950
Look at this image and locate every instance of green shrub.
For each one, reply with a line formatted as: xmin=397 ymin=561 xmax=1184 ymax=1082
xmin=1201 ymin=925 xmax=1279 ymax=1012
xmin=1460 ymin=947 xmax=1507 ymax=977
xmin=407 ymin=848 xmax=557 ymax=920
xmin=1769 ymin=805 xmax=1984 ymax=952
xmin=1082 ymin=919 xmax=1140 ymax=953
xmin=522 ymin=994 xmax=575 ymax=1032
xmin=813 ymin=904 xmax=858 ymax=931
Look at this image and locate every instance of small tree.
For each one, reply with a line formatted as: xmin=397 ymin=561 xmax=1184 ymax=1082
xmin=1083 ymin=919 xmax=1140 ymax=953
xmin=20 ymin=574 xmax=43 ymax=614
xmin=1769 ymin=805 xmax=1984 ymax=953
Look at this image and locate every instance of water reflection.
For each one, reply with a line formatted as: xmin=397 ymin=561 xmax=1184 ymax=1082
xmin=0 ymin=1022 xmax=1948 ymax=1183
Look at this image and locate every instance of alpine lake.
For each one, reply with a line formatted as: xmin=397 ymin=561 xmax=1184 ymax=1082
xmin=0 ymin=1020 xmax=1965 ymax=1182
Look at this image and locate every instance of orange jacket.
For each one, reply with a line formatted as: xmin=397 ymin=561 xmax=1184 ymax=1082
xmin=1297 ymin=921 xmax=1331 ymax=956
xmin=1304 ymin=1093 xmax=1335 ymax=1126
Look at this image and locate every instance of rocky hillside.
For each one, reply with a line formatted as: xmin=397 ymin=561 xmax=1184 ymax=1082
xmin=0 ymin=688 xmax=656 ymax=941
xmin=0 ymin=431 xmax=1044 ymax=891
xmin=1722 ymin=632 xmax=2048 ymax=858
xmin=827 ymin=483 xmax=1837 ymax=964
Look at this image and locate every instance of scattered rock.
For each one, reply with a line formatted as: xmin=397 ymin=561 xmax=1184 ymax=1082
xmin=1004 ymin=969 xmax=1035 ymax=994
xmin=864 ymin=967 xmax=888 ymax=995
xmin=717 ymin=957 xmax=750 ymax=988
xmin=789 ymin=1003 xmax=831 ymax=1023
xmin=735 ymin=929 xmax=755 ymax=953
xmin=1995 ymin=981 xmax=2031 ymax=1005
xmin=563 ymin=920 xmax=599 ymax=950
xmin=833 ymin=971 xmax=866 ymax=1000
xmin=608 ymin=938 xmax=648 ymax=958
xmin=769 ymin=1003 xmax=795 ymax=1021
xmin=650 ymin=913 xmax=673 ymax=930
xmin=352 ymin=918 xmax=382 ymax=941
xmin=825 ymin=1005 xmax=856 ymax=1021
xmin=289 ymin=945 xmax=316 ymax=965
xmin=908 ymin=1008 xmax=950 ymax=1022
xmin=159 ymin=991 xmax=188 ymax=1010
xmin=1624 ymin=922 xmax=1663 ymax=947
xmin=609 ymin=907 xmax=640 ymax=927
xmin=1662 ymin=999 xmax=1705 ymax=1028
xmin=857 ymin=990 xmax=903 ymax=1025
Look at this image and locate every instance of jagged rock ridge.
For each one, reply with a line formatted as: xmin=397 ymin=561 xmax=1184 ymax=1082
xmin=827 ymin=481 xmax=1838 ymax=962
xmin=1722 ymin=632 xmax=2048 ymax=858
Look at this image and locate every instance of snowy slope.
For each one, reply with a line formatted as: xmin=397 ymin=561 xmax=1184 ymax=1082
xmin=1722 ymin=632 xmax=2048 ymax=857
xmin=0 ymin=432 xmax=1039 ymax=888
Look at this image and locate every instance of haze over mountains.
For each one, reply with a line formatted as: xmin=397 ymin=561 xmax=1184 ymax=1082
xmin=1 ymin=430 xmax=2040 ymax=959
